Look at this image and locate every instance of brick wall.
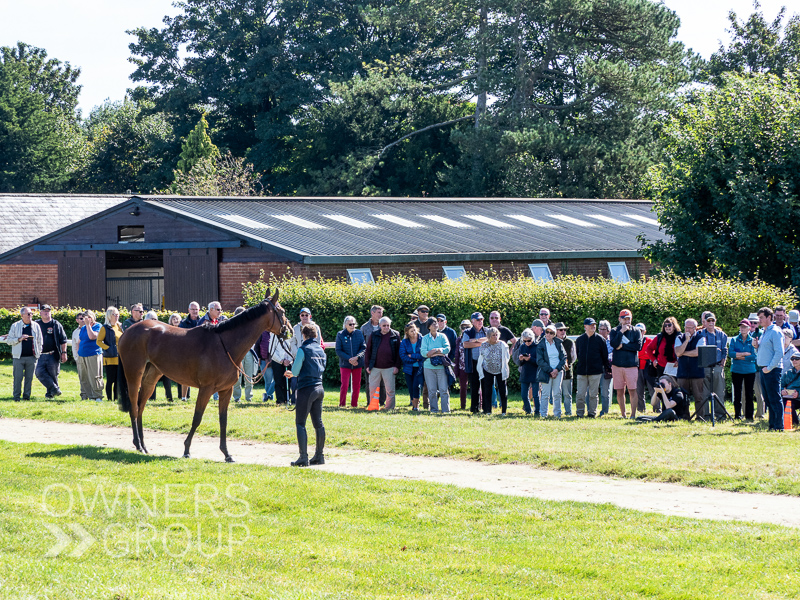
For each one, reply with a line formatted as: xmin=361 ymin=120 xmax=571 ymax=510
xmin=217 ymin=257 xmax=653 ymax=306
xmin=0 ymin=264 xmax=58 ymax=308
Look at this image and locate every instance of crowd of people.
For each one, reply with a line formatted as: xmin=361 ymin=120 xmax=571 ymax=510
xmin=6 ymin=301 xmax=800 ymax=430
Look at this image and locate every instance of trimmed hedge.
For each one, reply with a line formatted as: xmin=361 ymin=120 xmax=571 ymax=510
xmin=0 ymin=308 xmax=188 ymax=360
xmin=243 ymin=271 xmax=798 ymax=389
xmin=3 ymin=274 xmax=794 ymax=392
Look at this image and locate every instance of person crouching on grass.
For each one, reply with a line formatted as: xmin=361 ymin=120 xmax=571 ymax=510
xmin=636 ymin=375 xmax=689 ymax=422
xmin=285 ymin=324 xmax=327 ymax=467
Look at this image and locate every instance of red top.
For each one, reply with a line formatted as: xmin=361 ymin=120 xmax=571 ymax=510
xmin=639 ymin=336 xmax=655 ymax=370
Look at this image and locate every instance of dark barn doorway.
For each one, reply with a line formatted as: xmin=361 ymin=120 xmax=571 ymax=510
xmin=106 ymin=250 xmax=164 ymax=310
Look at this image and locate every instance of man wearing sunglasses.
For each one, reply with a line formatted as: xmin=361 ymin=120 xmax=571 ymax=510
xmin=122 ymin=303 xmax=144 ymax=331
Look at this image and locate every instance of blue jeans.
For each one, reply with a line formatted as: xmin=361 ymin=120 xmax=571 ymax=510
xmin=259 ymin=359 xmax=276 ymax=399
xmin=520 ymin=381 xmax=539 ymax=414
xmin=404 ymin=366 xmax=424 ymax=401
xmin=540 ymin=372 xmax=564 ymax=417
xmin=35 ymin=353 xmax=61 ymax=395
xmin=593 ymin=377 xmax=612 ymax=415
xmin=760 ymin=368 xmax=784 ymax=430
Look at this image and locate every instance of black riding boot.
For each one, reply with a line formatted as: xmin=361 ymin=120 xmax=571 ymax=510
xmin=309 ymin=427 xmax=326 ymax=465
xmin=291 ymin=425 xmax=309 ymax=467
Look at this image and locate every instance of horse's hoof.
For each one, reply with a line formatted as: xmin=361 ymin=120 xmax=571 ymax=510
xmin=182 ymin=453 xmax=190 ymax=459
xmin=225 ymin=456 xmax=235 ymax=463
xmin=141 ymin=447 xmax=149 ymax=454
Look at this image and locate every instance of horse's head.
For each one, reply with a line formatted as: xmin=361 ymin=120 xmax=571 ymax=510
xmin=263 ymin=288 xmax=291 ymax=339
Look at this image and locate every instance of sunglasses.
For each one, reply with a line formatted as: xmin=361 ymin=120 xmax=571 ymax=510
xmin=437 ymin=318 xmax=445 ymax=322
xmin=546 ymin=331 xmax=555 ymax=335
xmin=346 ymin=323 xmax=355 ymax=327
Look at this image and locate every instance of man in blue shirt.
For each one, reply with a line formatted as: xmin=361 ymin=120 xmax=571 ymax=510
xmin=699 ymin=312 xmax=728 ymax=410
xmin=756 ymin=307 xmax=785 ymax=431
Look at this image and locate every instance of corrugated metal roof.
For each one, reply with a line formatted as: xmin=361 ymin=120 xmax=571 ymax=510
xmin=145 ymin=197 xmax=668 ymax=259
xmin=0 ymin=195 xmax=130 ymax=254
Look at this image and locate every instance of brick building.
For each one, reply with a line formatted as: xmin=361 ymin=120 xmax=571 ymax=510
xmin=0 ymin=195 xmax=667 ymax=311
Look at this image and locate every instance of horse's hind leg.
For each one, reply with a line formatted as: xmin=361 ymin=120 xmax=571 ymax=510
xmin=124 ymin=363 xmax=147 ymax=452
xmin=183 ymin=387 xmax=214 ymax=459
xmin=217 ymin=387 xmax=235 ymax=463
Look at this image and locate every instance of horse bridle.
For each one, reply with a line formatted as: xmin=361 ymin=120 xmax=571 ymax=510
xmin=218 ymin=298 xmax=293 ymax=387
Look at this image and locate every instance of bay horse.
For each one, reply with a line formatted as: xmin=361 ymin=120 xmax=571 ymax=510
xmin=117 ymin=290 xmax=290 ymax=462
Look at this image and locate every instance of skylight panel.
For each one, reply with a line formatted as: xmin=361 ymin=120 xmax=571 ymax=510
xmin=322 ymin=214 xmax=380 ymax=229
xmin=219 ymin=214 xmax=275 ymax=229
xmin=625 ymin=214 xmax=660 ymax=227
xmin=506 ymin=214 xmax=560 ymax=228
xmin=272 ymin=214 xmax=328 ymax=229
xmin=371 ymin=214 xmax=425 ymax=228
xmin=546 ymin=214 xmax=598 ymax=228
xmin=586 ymin=214 xmax=635 ymax=227
xmin=462 ymin=214 xmax=517 ymax=228
xmin=418 ymin=214 xmax=473 ymax=228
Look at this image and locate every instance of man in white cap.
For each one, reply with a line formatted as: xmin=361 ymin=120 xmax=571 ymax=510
xmin=789 ymin=310 xmax=800 ymax=348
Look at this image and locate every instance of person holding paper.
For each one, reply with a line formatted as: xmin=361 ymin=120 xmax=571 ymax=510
xmin=609 ymin=309 xmax=643 ymax=419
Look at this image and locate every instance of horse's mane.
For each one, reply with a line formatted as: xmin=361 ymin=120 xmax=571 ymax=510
xmin=205 ymin=302 xmax=270 ymax=333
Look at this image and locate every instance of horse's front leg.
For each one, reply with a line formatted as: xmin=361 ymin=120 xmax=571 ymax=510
xmin=183 ymin=388 xmax=214 ymax=459
xmin=217 ymin=387 xmax=235 ymax=462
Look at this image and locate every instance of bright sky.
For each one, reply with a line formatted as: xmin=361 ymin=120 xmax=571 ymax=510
xmin=0 ymin=0 xmax=794 ymax=114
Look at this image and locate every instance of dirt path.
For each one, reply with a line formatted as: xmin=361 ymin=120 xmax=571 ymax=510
xmin=4 ymin=417 xmax=800 ymax=528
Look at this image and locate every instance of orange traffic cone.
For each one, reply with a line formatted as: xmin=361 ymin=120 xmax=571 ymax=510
xmin=367 ymin=387 xmax=380 ymax=411
xmin=784 ymin=398 xmax=793 ymax=431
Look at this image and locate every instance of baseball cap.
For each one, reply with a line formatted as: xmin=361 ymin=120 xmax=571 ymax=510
xmin=704 ymin=312 xmax=717 ymax=321
xmin=583 ymin=317 xmax=596 ymax=325
xmin=545 ymin=324 xmax=557 ymax=333
xmin=460 ymin=319 xmax=471 ymax=328
xmin=555 ymin=322 xmax=568 ymax=330
xmin=532 ymin=319 xmax=545 ymax=328
xmin=299 ymin=307 xmax=311 ymax=315
xmin=739 ymin=319 xmax=752 ymax=327
xmin=790 ymin=310 xmax=800 ymax=323
xmin=40 ymin=304 xmax=52 ymax=311
xmin=635 ymin=323 xmax=646 ymax=330
xmin=471 ymin=312 xmax=484 ymax=320
xmin=619 ymin=309 xmax=632 ymax=318
xmin=436 ymin=314 xmax=446 ymax=320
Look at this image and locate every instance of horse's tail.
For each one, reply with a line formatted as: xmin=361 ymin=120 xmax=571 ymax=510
xmin=117 ymin=354 xmax=131 ymax=413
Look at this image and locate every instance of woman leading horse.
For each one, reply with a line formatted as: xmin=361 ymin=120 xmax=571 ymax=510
xmin=117 ymin=290 xmax=290 ymax=462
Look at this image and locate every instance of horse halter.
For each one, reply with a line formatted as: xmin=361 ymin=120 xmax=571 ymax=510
xmin=265 ymin=297 xmax=291 ymax=340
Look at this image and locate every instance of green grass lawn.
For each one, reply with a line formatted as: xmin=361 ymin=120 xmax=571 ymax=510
xmin=3 ymin=359 xmax=800 ymax=496
xmin=2 ymin=439 xmax=799 ymax=599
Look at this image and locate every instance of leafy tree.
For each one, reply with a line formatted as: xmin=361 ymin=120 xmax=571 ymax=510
xmin=706 ymin=1 xmax=800 ymax=84
xmin=0 ymin=43 xmax=83 ymax=192
xmin=642 ymin=73 xmax=800 ymax=288
xmin=287 ymin=72 xmax=473 ymax=196
xmin=76 ymin=99 xmax=175 ymax=193
xmin=176 ymin=113 xmax=218 ymax=173
xmin=169 ymin=151 xmax=264 ymax=196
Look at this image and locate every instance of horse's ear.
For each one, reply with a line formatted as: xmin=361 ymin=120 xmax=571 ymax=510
xmin=271 ymin=289 xmax=280 ymax=304
xmin=263 ymin=288 xmax=270 ymax=302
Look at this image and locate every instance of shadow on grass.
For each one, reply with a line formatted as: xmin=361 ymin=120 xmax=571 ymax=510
xmin=27 ymin=445 xmax=175 ymax=463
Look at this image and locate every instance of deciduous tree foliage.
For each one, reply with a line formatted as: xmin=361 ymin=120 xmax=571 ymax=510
xmin=0 ymin=43 xmax=83 ymax=192
xmin=706 ymin=1 xmax=800 ymax=84
xmin=76 ymin=99 xmax=175 ymax=194
xmin=127 ymin=0 xmax=696 ymax=197
xmin=643 ymin=73 xmax=800 ymax=288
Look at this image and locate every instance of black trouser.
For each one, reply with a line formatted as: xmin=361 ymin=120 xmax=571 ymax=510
xmin=296 ymin=384 xmax=324 ymax=429
xmin=638 ymin=409 xmax=678 ymax=422
xmin=469 ymin=369 xmax=482 ymax=413
xmin=272 ymin=360 xmax=297 ymax=404
xmin=731 ymin=372 xmax=756 ymax=419
xmin=105 ymin=364 xmax=118 ymax=400
xmin=481 ymin=372 xmax=506 ymax=413
xmin=149 ymin=375 xmax=173 ymax=401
